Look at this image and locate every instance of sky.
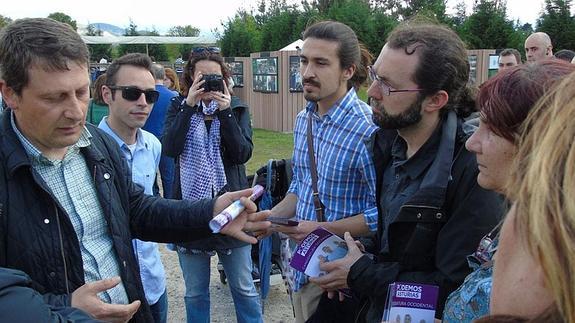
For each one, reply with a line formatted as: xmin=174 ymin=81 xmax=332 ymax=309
xmin=1 ymin=0 xmax=559 ymax=36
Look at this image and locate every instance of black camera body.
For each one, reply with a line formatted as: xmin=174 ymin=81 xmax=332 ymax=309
xmin=201 ymin=74 xmax=225 ymax=92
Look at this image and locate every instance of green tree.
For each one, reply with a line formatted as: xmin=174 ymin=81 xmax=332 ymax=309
xmin=219 ymin=11 xmax=263 ymax=57
xmin=450 ymin=0 xmax=468 ymax=29
xmin=366 ymin=9 xmax=398 ymax=55
xmin=370 ymin=0 xmax=447 ymax=22
xmin=458 ymin=0 xmax=515 ymax=49
xmin=118 ymin=20 xmax=147 ymax=56
xmin=536 ymin=0 xmax=575 ymax=51
xmin=258 ymin=0 xmax=314 ymax=51
xmin=167 ymin=25 xmax=200 ymax=37
xmin=144 ymin=29 xmax=169 ymax=61
xmin=325 ymin=0 xmax=375 ymax=49
xmin=401 ymin=0 xmax=448 ymax=22
xmin=47 ymin=12 xmax=77 ymax=30
xmin=86 ymin=24 xmax=113 ymax=62
xmin=0 ymin=15 xmax=12 ymax=30
xmin=301 ymin=0 xmax=340 ymax=12
xmin=167 ymin=25 xmax=201 ymax=61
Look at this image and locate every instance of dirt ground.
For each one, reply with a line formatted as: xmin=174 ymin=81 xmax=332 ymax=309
xmin=160 ymin=245 xmax=295 ymax=323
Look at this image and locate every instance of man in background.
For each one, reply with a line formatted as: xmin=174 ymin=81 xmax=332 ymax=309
xmin=525 ymin=32 xmax=553 ymax=62
xmin=98 ymin=53 xmax=168 ymax=323
xmin=143 ymin=63 xmax=178 ymax=198
xmin=498 ymin=48 xmax=521 ymax=73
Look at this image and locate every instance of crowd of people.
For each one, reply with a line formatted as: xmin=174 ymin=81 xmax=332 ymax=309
xmin=0 ymin=15 xmax=575 ymax=323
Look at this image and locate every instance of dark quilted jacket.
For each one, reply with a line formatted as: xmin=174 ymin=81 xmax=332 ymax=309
xmin=0 ymin=110 xmax=217 ymax=322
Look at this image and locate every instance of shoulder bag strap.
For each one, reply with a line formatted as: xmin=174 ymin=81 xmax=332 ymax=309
xmin=306 ymin=111 xmax=325 ymax=222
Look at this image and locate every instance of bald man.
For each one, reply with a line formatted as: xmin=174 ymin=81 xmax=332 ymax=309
xmin=524 ymin=32 xmax=553 ymax=62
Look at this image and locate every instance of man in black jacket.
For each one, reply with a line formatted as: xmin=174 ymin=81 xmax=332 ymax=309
xmin=0 ymin=18 xmax=269 ymax=322
xmin=310 ymin=21 xmax=504 ymax=322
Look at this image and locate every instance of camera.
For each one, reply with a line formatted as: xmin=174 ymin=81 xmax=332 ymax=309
xmin=201 ymin=74 xmax=225 ymax=92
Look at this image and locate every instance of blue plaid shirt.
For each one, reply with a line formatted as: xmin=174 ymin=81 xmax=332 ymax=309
xmin=11 ymin=113 xmax=129 ymax=304
xmin=288 ymin=88 xmax=379 ymax=290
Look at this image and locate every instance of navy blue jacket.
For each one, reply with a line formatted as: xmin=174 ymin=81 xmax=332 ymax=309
xmin=162 ymin=95 xmax=253 ymax=250
xmin=0 ymin=110 xmax=218 ymax=322
xmin=142 ymin=84 xmax=178 ymax=138
xmin=348 ymin=112 xmax=505 ymax=322
xmin=0 ymin=267 xmax=99 ymax=322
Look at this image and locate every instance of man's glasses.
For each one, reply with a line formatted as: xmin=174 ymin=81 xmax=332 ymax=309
xmin=368 ymin=66 xmax=424 ymax=96
xmin=191 ymin=47 xmax=221 ymax=56
xmin=108 ymin=86 xmax=159 ymax=104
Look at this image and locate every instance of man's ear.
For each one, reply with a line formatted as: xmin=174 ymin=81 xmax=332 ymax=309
xmin=101 ymin=85 xmax=113 ymax=105
xmin=422 ymin=90 xmax=449 ymax=113
xmin=0 ymin=81 xmax=19 ymax=110
xmin=342 ymin=64 xmax=356 ymax=82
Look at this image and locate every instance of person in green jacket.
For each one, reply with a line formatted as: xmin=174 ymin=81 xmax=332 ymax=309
xmin=87 ymin=73 xmax=109 ymax=124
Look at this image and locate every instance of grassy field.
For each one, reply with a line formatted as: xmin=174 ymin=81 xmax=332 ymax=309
xmin=245 ymin=128 xmax=294 ymax=175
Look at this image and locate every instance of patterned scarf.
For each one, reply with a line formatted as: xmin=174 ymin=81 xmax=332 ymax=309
xmin=180 ymin=100 xmax=227 ymax=200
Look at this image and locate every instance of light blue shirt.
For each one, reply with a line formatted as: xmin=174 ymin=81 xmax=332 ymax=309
xmin=288 ymin=88 xmax=379 ymax=291
xmin=11 ymin=112 xmax=129 ymax=304
xmin=98 ymin=117 xmax=167 ymax=305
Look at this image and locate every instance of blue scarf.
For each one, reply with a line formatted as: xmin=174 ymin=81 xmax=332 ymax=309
xmin=180 ymin=100 xmax=227 ymax=200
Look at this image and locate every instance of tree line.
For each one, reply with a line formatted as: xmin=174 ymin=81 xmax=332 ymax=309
xmin=219 ymin=0 xmax=575 ymax=60
xmin=1 ymin=0 xmax=573 ymax=62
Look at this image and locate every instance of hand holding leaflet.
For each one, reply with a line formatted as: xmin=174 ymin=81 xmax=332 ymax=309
xmin=209 ymin=185 xmax=265 ymax=233
xmin=290 ymin=227 xmax=349 ymax=277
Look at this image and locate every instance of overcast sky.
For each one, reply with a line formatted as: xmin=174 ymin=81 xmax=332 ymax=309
xmin=2 ymin=0 xmax=556 ymax=35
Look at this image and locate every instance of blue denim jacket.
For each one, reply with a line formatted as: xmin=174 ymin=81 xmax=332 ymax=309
xmin=443 ymin=238 xmax=499 ymax=322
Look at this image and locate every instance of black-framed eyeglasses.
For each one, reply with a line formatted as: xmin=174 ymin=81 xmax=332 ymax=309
xmin=108 ymin=86 xmax=159 ymax=104
xmin=368 ymin=65 xmax=424 ymax=96
xmin=191 ymin=46 xmax=221 ymax=56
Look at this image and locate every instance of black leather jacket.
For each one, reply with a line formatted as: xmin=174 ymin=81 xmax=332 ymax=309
xmin=348 ymin=112 xmax=505 ymax=322
xmin=0 ymin=110 xmax=217 ymax=322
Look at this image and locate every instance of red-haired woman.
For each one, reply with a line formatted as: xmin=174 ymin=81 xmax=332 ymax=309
xmin=442 ymin=59 xmax=575 ymax=322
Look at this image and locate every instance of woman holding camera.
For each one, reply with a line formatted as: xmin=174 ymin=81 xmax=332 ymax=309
xmin=162 ymin=49 xmax=260 ymax=323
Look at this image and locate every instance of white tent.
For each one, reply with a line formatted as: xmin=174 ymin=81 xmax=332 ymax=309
xmin=279 ymin=39 xmax=303 ymax=51
xmin=81 ymin=35 xmax=217 ymax=45
xmin=81 ymin=35 xmax=217 ymax=56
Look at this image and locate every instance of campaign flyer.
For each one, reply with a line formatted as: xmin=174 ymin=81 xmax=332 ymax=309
xmin=289 ymin=227 xmax=348 ymax=277
xmin=382 ymin=282 xmax=439 ymax=323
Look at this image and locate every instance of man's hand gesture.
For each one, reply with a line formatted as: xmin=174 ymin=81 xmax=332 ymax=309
xmin=71 ymin=277 xmax=140 ymax=323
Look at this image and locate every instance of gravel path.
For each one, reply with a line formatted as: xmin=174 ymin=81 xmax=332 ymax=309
xmin=159 ymin=245 xmax=295 ymax=322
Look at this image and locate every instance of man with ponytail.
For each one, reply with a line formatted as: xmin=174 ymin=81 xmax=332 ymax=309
xmin=312 ymin=20 xmax=505 ymax=322
xmin=263 ymin=20 xmax=379 ymax=323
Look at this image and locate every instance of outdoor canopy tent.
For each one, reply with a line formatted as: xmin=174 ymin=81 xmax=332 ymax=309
xmin=81 ymin=35 xmax=217 ymax=44
xmin=81 ymin=35 xmax=217 ymax=55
